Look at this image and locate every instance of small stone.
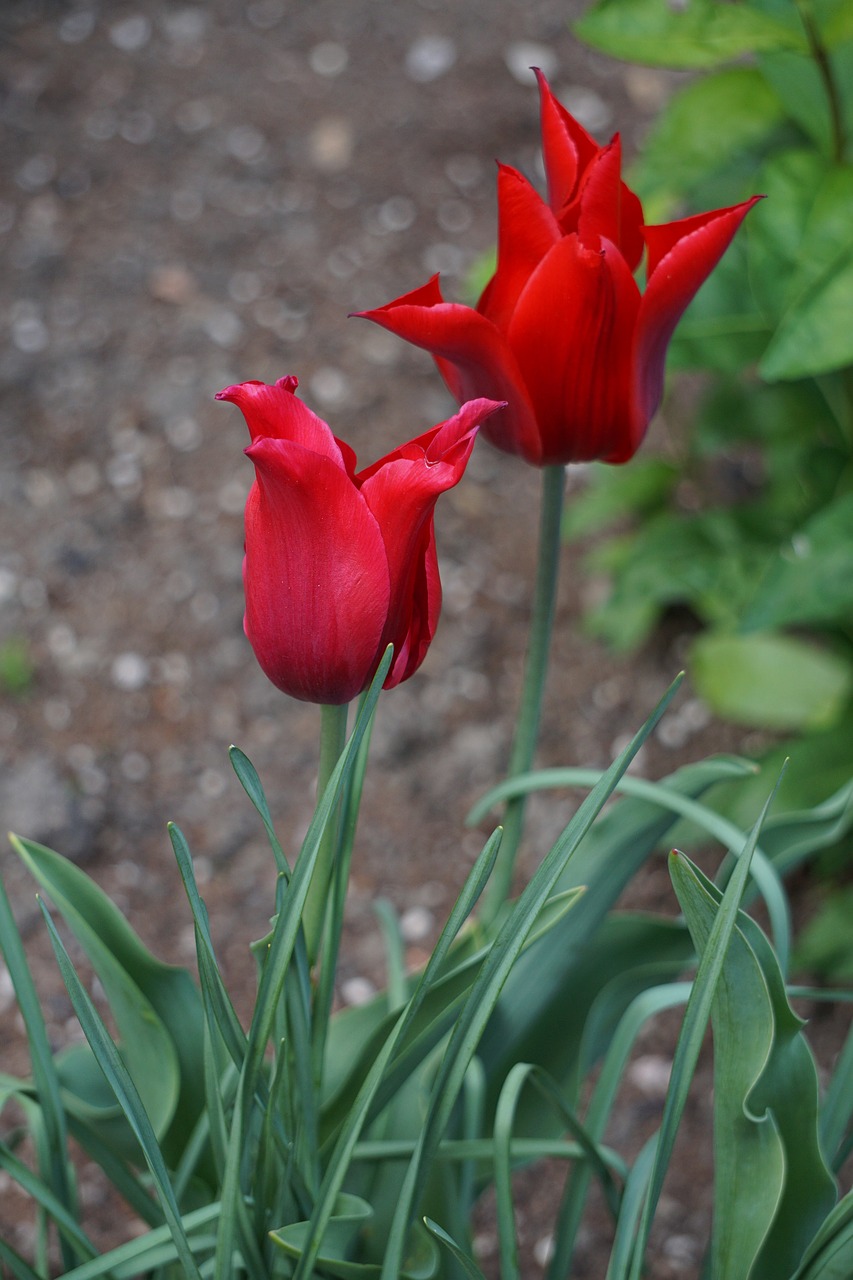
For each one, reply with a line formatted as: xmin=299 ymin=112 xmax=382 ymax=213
xmin=308 ymin=118 xmax=354 ymax=172
xmin=309 ymin=42 xmax=348 ymax=77
xmin=628 ymin=1054 xmax=672 ymax=1098
xmin=111 ymin=652 xmax=150 ymax=691
xmin=405 ymin=35 xmax=456 ymax=83
xmin=340 ymin=977 xmax=376 ymax=1007
xmin=504 ymin=42 xmax=558 ymax=85
xmin=400 ymin=906 xmax=434 ymax=943
xmin=149 ymin=265 xmax=196 ymax=303
xmin=109 ymin=14 xmax=152 ymax=53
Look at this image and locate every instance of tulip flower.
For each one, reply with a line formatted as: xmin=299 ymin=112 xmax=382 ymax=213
xmin=216 ymin=376 xmax=501 ymax=705
xmin=354 ymin=71 xmax=761 ymax=468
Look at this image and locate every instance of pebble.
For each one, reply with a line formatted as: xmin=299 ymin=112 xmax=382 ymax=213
xmin=340 ymin=976 xmax=376 ymax=1007
xmin=108 ymin=14 xmax=152 ymax=53
xmin=111 ymin=652 xmax=150 ymax=692
xmin=504 ymin=41 xmax=558 ymax=85
xmin=405 ymin=35 xmax=457 ymax=82
xmin=558 ymin=86 xmax=612 ymax=133
xmin=628 ymin=1053 xmax=672 ymax=1098
xmin=308 ymin=367 xmax=350 ymax=408
xmin=308 ymin=119 xmax=354 ymax=172
xmin=309 ymin=42 xmax=348 ymax=77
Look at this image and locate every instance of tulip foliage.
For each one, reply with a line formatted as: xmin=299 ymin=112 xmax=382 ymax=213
xmin=2 ymin=20 xmax=853 ymax=1280
xmin=568 ymin=0 xmax=853 ymax=822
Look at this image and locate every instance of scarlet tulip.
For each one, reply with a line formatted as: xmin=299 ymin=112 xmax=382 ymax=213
xmin=216 ymin=376 xmax=501 ymax=704
xmin=354 ymin=71 xmax=761 ymax=467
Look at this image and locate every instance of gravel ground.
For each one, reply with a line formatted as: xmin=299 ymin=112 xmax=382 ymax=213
xmin=0 ymin=3 xmax=843 ymax=1276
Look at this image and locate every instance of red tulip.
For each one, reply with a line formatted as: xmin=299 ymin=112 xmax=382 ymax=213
xmin=354 ymin=71 xmax=761 ymax=467
xmin=216 ymin=376 xmax=501 ymax=704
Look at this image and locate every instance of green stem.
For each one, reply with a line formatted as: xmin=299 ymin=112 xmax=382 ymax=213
xmin=302 ymin=702 xmax=350 ymax=968
xmin=482 ymin=464 xmax=565 ymax=922
xmin=312 ymin=690 xmax=377 ymax=1085
xmin=797 ymin=0 xmax=846 ymax=163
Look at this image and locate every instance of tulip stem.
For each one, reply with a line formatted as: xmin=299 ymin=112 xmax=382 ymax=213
xmin=303 ymin=701 xmax=350 ymax=969
xmin=483 ymin=463 xmax=565 ymax=921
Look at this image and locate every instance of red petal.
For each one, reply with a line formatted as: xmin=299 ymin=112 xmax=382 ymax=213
xmin=508 ymin=234 xmax=641 ymax=464
xmin=576 ymin=137 xmax=645 ymax=272
xmin=354 ymin=286 xmax=543 ymax=464
xmin=535 ymin=68 xmax=600 ymax=220
xmin=243 ymin=438 xmax=389 ymax=704
xmin=357 ymin=399 xmax=493 ymax=685
xmin=216 ymin=377 xmax=355 ymax=471
xmin=477 ymin=165 xmax=560 ymax=330
xmin=634 ymin=196 xmax=762 ymax=436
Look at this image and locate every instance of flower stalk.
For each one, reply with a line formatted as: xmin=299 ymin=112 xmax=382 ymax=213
xmin=483 ymin=463 xmax=565 ymax=921
xmin=303 ymin=701 xmax=350 ymax=968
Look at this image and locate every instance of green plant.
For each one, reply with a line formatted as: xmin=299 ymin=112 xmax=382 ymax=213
xmin=570 ymin=0 xmax=853 ymax=808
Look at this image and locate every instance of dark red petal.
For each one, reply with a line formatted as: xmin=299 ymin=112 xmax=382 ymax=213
xmin=354 ymin=289 xmax=543 ymax=464
xmin=576 ymin=136 xmax=645 ymax=272
xmin=634 ymin=196 xmax=762 ymax=437
xmin=535 ymin=67 xmax=601 ymax=219
xmin=243 ymin=438 xmax=389 ymax=704
xmin=507 ymin=234 xmax=641 ymax=464
xmin=478 ymin=165 xmax=561 ymax=330
xmin=357 ymin=400 xmax=491 ymax=685
xmin=216 ymin=376 xmax=350 ymax=469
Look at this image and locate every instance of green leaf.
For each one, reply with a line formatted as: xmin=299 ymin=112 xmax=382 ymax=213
xmin=574 ymin=0 xmax=805 ymax=68
xmin=271 ymin=1193 xmax=438 ymax=1278
xmin=793 ymin=886 xmax=853 ymax=981
xmin=760 ymin=162 xmax=853 ymax=379
xmin=379 ymin=683 xmax=682 ymax=1279
xmin=667 ymin=237 xmax=770 ymax=374
xmin=631 ymin=67 xmax=786 ymax=208
xmin=672 ymin=858 xmax=785 ymax=1276
xmin=562 ymin=459 xmax=677 ymax=542
xmin=690 ymin=630 xmax=853 ymax=730
xmin=10 ymin=836 xmax=206 ymax=1164
xmin=747 ymin=149 xmax=829 ymax=321
xmin=627 ymin=784 xmax=778 ymax=1278
xmin=792 ymin=1188 xmax=853 ymax=1279
xmin=681 ymin=862 xmax=837 ymax=1277
xmin=37 ymin=903 xmax=204 ymax=1280
xmin=423 ymin=1219 xmax=486 ymax=1280
xmin=743 ymin=493 xmax=853 ymax=631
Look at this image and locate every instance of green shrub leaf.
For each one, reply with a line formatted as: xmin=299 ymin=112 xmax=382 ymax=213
xmin=690 ymin=631 xmax=853 ymax=731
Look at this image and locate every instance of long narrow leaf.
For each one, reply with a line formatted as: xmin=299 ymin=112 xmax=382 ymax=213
xmin=548 ymin=981 xmax=691 ymax=1280
xmin=55 ymin=1205 xmax=222 ymax=1280
xmin=0 ymin=1140 xmax=95 ymax=1260
xmin=468 ymin=767 xmax=791 ymax=970
xmin=290 ymin=828 xmax=501 ymax=1280
xmin=0 ymin=867 xmax=79 ymax=1266
xmin=37 ymin=902 xmax=203 ymax=1280
xmin=240 ymin=647 xmax=392 ymax=1144
xmin=380 ymin=679 xmax=682 ymax=1279
xmin=229 ymin=745 xmax=289 ymax=874
xmin=626 ymin=776 xmax=783 ymax=1278
xmin=423 ymin=1218 xmax=487 ymax=1279
xmin=819 ymin=1014 xmax=853 ymax=1167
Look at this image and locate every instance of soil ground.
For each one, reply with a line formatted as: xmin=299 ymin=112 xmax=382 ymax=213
xmin=0 ymin=2 xmax=847 ymax=1277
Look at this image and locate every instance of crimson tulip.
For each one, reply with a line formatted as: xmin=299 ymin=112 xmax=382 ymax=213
xmin=354 ymin=71 xmax=761 ymax=467
xmin=216 ymin=376 xmax=501 ymax=704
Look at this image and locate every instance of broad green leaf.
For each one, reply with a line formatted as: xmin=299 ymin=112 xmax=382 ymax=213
xmin=628 ymin=784 xmax=778 ymax=1278
xmin=757 ymin=41 xmax=853 ymax=156
xmin=271 ymin=1193 xmax=438 ymax=1278
xmin=672 ymin=858 xmax=784 ymax=1277
xmin=562 ymin=459 xmax=677 ymax=542
xmin=820 ymin=1016 xmax=853 ymax=1167
xmin=760 ymin=163 xmax=853 ymax=379
xmin=632 ymin=67 xmax=785 ymax=208
xmin=10 ymin=836 xmax=204 ymax=1162
xmin=793 ymin=886 xmax=853 ymax=981
xmin=743 ymin=494 xmax=853 ymax=631
xmin=38 ymin=904 xmax=203 ymax=1280
xmin=575 ymin=0 xmax=805 ymax=68
xmin=667 ymin=237 xmax=770 ymax=374
xmin=682 ymin=863 xmax=837 ymax=1277
xmin=793 ymin=1188 xmax=853 ymax=1279
xmin=690 ymin=630 xmax=852 ymax=731
xmin=747 ymin=149 xmax=830 ymax=322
